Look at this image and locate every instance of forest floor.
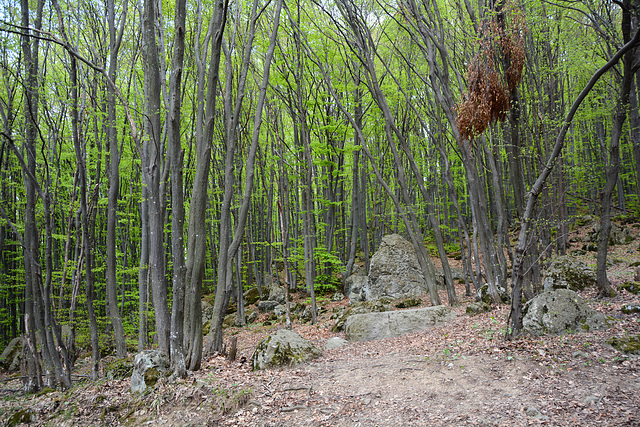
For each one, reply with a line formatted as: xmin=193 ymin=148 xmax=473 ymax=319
xmin=1 ymin=220 xmax=640 ymax=426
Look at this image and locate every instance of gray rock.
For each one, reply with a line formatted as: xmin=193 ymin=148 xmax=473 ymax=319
xmin=344 ymin=305 xmax=455 ymax=341
xmin=588 ymin=223 xmax=633 ymax=245
xmin=0 ymin=337 xmax=21 ymax=372
xmin=332 ymin=292 xmax=345 ymax=301
xmin=247 ymin=310 xmax=258 ymax=324
xmin=366 ymin=234 xmax=433 ymax=299
xmin=522 ymin=289 xmax=611 ymax=336
xmin=258 ymin=300 xmax=279 ymax=313
xmin=324 ymin=337 xmax=348 ymax=350
xmin=466 ymin=302 xmax=491 ymax=315
xmin=252 ymin=329 xmax=322 ymax=370
xmin=344 ymin=273 xmax=368 ymax=302
xmin=267 ymin=282 xmax=286 ymax=304
xmin=202 ymin=300 xmax=214 ymax=323
xmin=274 ymin=304 xmax=287 ymax=316
xmin=476 ymin=283 xmax=509 ymax=304
xmin=130 ymin=350 xmax=169 ymax=393
xmin=332 ymin=299 xmax=392 ymax=332
xmin=543 ymin=256 xmax=597 ymax=291
xmin=244 ymin=287 xmax=261 ymax=305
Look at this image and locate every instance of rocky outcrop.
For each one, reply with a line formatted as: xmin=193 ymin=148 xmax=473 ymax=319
xmin=606 ymin=334 xmax=640 ymax=354
xmin=344 ymin=305 xmax=455 ymax=341
xmin=332 ymin=298 xmax=392 ymax=332
xmin=366 ymin=234 xmax=432 ymax=300
xmin=0 ymin=337 xmax=21 ymax=372
xmin=324 ymin=337 xmax=348 ymax=350
xmin=130 ymin=350 xmax=169 ymax=393
xmin=588 ymin=223 xmax=634 ymax=246
xmin=522 ymin=289 xmax=611 ymax=336
xmin=543 ymin=256 xmax=597 ymax=291
xmin=344 ymin=272 xmax=368 ymax=302
xmin=252 ymin=329 xmax=322 ymax=370
xmin=466 ymin=302 xmax=490 ymax=316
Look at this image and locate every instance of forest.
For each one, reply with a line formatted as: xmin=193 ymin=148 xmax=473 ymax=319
xmin=0 ymin=0 xmax=638 ymax=396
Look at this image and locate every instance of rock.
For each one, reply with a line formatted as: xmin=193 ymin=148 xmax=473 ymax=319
xmin=366 ymin=234 xmax=434 ymax=300
xmin=621 ymin=304 xmax=640 ymax=315
xmin=0 ymin=337 xmax=21 ymax=372
xmin=344 ymin=305 xmax=455 ymax=341
xmin=130 ymin=350 xmax=169 ymax=393
xmin=476 ymin=283 xmax=509 ymax=304
xmin=223 ymin=313 xmax=238 ymax=327
xmin=619 ymin=281 xmax=640 ymax=295
xmin=394 ymin=297 xmax=422 ymax=309
xmin=324 ymin=337 xmax=348 ymax=350
xmin=588 ymin=222 xmax=633 ymax=245
xmin=298 ymin=306 xmax=317 ymax=323
xmin=543 ymin=256 xmax=597 ymax=291
xmin=466 ymin=302 xmax=491 ymax=316
xmin=332 ymin=299 xmax=392 ymax=332
xmin=6 ymin=408 xmax=35 ymax=426
xmin=332 ymin=292 xmax=345 ymax=301
xmin=525 ymin=406 xmax=548 ymax=420
xmin=522 ymin=289 xmax=611 ymax=336
xmin=274 ymin=304 xmax=287 ymax=316
xmin=202 ymin=300 xmax=214 ymax=323
xmin=247 ymin=310 xmax=258 ymax=324
xmin=258 ymin=300 xmax=279 ymax=313
xmin=251 ymin=329 xmax=322 ymax=370
xmin=435 ymin=269 xmax=446 ymax=290
xmin=267 ymin=282 xmax=286 ymax=304
xmin=575 ymin=214 xmax=597 ymax=227
xmin=344 ymin=273 xmax=368 ymax=302
xmin=244 ymin=287 xmax=261 ymax=305
xmin=450 ymin=267 xmax=467 ymax=281
xmin=606 ymin=334 xmax=640 ymax=354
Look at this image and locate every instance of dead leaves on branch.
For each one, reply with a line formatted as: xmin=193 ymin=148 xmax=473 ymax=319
xmin=456 ymin=1 xmax=527 ymax=142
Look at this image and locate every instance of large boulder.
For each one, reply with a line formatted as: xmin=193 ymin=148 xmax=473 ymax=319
xmin=332 ymin=298 xmax=392 ymax=332
xmin=202 ymin=300 xmax=214 ymax=323
xmin=244 ymin=287 xmax=261 ymax=305
xmin=267 ymin=281 xmax=286 ymax=305
xmin=344 ymin=305 xmax=455 ymax=341
xmin=344 ymin=272 xmax=368 ymax=302
xmin=130 ymin=350 xmax=170 ymax=393
xmin=252 ymin=329 xmax=322 ymax=370
xmin=0 ymin=337 xmax=21 ymax=372
xmin=543 ymin=256 xmax=597 ymax=291
xmin=522 ymin=289 xmax=611 ymax=336
xmin=366 ymin=234 xmax=433 ymax=300
xmin=588 ymin=223 xmax=634 ymax=245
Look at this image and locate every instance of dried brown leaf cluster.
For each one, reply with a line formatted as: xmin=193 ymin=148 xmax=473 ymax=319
xmin=457 ymin=2 xmax=526 ymax=142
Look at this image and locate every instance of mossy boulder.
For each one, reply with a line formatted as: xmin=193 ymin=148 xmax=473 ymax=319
xmin=543 ymin=256 xmax=597 ymax=291
xmin=476 ymin=284 xmax=510 ymax=305
xmin=621 ymin=304 xmax=640 ymax=315
xmin=619 ymin=281 xmax=640 ymax=295
xmin=244 ymin=287 xmax=261 ymax=305
xmin=522 ymin=289 xmax=611 ymax=336
xmin=105 ymin=356 xmax=134 ymax=380
xmin=395 ymin=297 xmax=422 ymax=309
xmin=251 ymin=329 xmax=322 ymax=370
xmin=6 ymin=408 xmax=34 ymax=426
xmin=466 ymin=302 xmax=491 ymax=316
xmin=332 ymin=298 xmax=392 ymax=332
xmin=130 ymin=350 xmax=169 ymax=393
xmin=606 ymin=334 xmax=640 ymax=354
xmin=0 ymin=336 xmax=21 ymax=372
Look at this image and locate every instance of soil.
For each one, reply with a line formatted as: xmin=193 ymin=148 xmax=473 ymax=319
xmin=1 ymin=219 xmax=640 ymax=426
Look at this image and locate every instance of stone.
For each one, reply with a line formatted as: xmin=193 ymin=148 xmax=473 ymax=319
xmin=258 ymin=300 xmax=279 ymax=313
xmin=267 ymin=282 xmax=286 ymax=305
xmin=332 ymin=299 xmax=392 ymax=332
xmin=621 ymin=304 xmax=640 ymax=315
xmin=244 ymin=287 xmax=261 ymax=305
xmin=466 ymin=302 xmax=491 ymax=316
xmin=332 ymin=292 xmax=345 ymax=301
xmin=324 ymin=337 xmax=348 ymax=350
xmin=0 ymin=337 xmax=21 ymax=372
xmin=105 ymin=357 xmax=134 ymax=380
xmin=344 ymin=305 xmax=455 ymax=341
xmin=588 ymin=222 xmax=633 ymax=245
xmin=394 ymin=297 xmax=422 ymax=309
xmin=202 ymin=300 xmax=214 ymax=323
xmin=476 ymin=283 xmax=509 ymax=304
xmin=252 ymin=329 xmax=322 ymax=370
xmin=247 ymin=310 xmax=258 ymax=324
xmin=522 ymin=289 xmax=611 ymax=336
xmin=619 ymin=281 xmax=640 ymax=295
xmin=344 ymin=273 xmax=368 ymax=302
xmin=366 ymin=234 xmax=434 ymax=300
xmin=606 ymin=334 xmax=640 ymax=355
xmin=130 ymin=350 xmax=169 ymax=393
xmin=274 ymin=304 xmax=287 ymax=316
xmin=542 ymin=256 xmax=597 ymax=291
